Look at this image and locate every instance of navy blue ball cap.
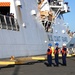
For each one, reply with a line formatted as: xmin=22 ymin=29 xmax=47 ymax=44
xmin=48 ymin=43 xmax=52 ymax=46
xmin=55 ymin=43 xmax=59 ymax=46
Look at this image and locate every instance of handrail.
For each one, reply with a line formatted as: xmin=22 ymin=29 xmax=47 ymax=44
xmin=51 ymin=8 xmax=61 ymax=25
xmin=0 ymin=14 xmax=19 ymax=31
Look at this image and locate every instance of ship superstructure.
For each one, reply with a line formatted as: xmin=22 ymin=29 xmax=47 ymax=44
xmin=0 ymin=0 xmax=70 ymax=58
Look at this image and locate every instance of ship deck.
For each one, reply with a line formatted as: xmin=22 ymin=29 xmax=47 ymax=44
xmin=0 ymin=57 xmax=75 ymax=75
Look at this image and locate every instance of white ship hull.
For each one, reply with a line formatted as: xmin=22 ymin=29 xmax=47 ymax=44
xmin=0 ymin=0 xmax=70 ymax=58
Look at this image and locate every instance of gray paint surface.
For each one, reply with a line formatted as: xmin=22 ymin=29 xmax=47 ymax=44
xmin=0 ymin=0 xmax=70 ymax=58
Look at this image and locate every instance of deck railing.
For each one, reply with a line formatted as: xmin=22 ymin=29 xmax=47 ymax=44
xmin=0 ymin=14 xmax=19 ymax=31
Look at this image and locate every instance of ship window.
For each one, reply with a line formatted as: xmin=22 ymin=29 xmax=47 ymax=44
xmin=0 ymin=7 xmax=10 ymax=15
xmin=0 ymin=2 xmax=10 ymax=15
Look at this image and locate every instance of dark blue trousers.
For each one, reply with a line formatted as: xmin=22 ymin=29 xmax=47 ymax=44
xmin=55 ymin=54 xmax=59 ymax=65
xmin=47 ymin=55 xmax=52 ymax=65
xmin=62 ymin=54 xmax=66 ymax=65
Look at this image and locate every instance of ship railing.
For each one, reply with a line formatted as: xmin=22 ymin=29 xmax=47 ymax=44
xmin=53 ymin=8 xmax=61 ymax=23
xmin=49 ymin=8 xmax=60 ymax=28
xmin=0 ymin=14 xmax=19 ymax=31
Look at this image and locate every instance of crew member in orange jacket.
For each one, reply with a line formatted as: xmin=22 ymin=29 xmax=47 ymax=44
xmin=47 ymin=43 xmax=52 ymax=66
xmin=61 ymin=43 xmax=67 ymax=66
xmin=54 ymin=43 xmax=59 ymax=66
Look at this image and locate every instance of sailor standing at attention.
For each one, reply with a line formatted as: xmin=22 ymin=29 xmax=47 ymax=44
xmin=61 ymin=43 xmax=67 ymax=66
xmin=47 ymin=43 xmax=52 ymax=66
xmin=54 ymin=43 xmax=60 ymax=66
